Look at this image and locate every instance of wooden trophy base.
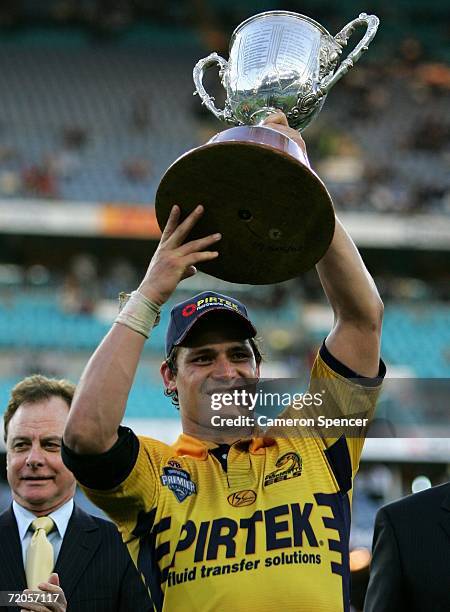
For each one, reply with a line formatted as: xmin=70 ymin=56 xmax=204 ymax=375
xmin=155 ymin=126 xmax=335 ymax=285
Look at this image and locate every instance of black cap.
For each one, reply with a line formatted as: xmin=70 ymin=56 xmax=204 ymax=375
xmin=165 ymin=291 xmax=257 ymax=357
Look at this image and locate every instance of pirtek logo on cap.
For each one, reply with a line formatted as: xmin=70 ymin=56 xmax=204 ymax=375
xmin=181 ymin=296 xmax=240 ymax=317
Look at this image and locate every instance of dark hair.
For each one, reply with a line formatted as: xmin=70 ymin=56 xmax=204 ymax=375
xmin=3 ymin=374 xmax=75 ymax=442
xmin=164 ymin=337 xmax=263 ymax=408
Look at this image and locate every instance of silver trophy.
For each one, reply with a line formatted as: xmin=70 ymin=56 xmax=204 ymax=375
xmin=194 ymin=11 xmax=380 ymax=131
xmin=155 ymin=11 xmax=380 ymax=285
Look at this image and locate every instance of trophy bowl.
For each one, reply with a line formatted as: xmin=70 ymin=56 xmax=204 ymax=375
xmin=155 ymin=11 xmax=379 ymax=285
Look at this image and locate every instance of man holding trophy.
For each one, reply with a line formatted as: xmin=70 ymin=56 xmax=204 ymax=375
xmin=61 ymin=10 xmax=384 ymax=612
xmin=156 ymin=10 xmax=380 ymax=285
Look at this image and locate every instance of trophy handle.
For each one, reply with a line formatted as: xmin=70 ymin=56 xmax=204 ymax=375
xmin=319 ymin=13 xmax=380 ymax=95
xmin=193 ymin=52 xmax=234 ymax=123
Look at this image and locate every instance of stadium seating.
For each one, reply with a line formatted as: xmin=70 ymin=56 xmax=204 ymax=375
xmin=1 ymin=290 xmax=449 ymax=377
xmin=0 ymin=374 xmax=170 ymax=420
xmin=0 ymin=289 xmax=298 ymax=352
xmin=308 ymin=303 xmax=449 ymax=378
xmin=0 ymin=30 xmax=448 ymax=210
xmin=0 ymin=41 xmax=204 ymax=204
xmin=381 ymin=305 xmax=450 ymax=378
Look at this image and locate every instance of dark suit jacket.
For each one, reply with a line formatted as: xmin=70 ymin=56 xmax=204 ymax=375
xmin=364 ymin=483 xmax=450 ymax=612
xmin=0 ymin=503 xmax=152 ymax=612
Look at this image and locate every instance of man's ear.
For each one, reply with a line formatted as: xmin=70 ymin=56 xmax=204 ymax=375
xmin=160 ymin=361 xmax=177 ymax=393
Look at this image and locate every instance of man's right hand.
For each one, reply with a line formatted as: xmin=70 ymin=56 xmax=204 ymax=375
xmin=138 ymin=204 xmax=221 ymax=306
xmin=63 ymin=205 xmax=221 ymax=455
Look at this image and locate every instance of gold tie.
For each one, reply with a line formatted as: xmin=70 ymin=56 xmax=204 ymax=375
xmin=25 ymin=516 xmax=55 ymax=590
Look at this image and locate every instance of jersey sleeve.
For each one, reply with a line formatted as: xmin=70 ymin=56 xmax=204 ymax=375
xmin=307 ymin=342 xmax=385 ymax=475
xmin=62 ymin=426 xmax=139 ymax=489
xmin=277 ymin=341 xmax=385 ymax=478
xmin=62 ymin=429 xmax=162 ymax=543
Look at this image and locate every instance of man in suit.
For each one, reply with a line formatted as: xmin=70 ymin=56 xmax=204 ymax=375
xmin=364 ymin=482 xmax=450 ymax=612
xmin=1 ymin=374 xmax=152 ymax=612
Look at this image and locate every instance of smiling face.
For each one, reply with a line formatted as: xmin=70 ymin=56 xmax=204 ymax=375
xmin=161 ymin=313 xmax=260 ymax=439
xmin=6 ymin=396 xmax=76 ymax=515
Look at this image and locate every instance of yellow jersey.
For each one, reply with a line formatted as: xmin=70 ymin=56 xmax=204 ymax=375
xmin=71 ymin=347 xmax=384 ymax=612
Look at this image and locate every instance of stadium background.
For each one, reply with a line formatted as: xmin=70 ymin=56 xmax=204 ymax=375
xmin=0 ymin=1 xmax=448 ymax=609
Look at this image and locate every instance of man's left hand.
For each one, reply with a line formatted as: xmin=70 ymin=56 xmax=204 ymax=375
xmin=20 ymin=573 xmax=67 ymax=612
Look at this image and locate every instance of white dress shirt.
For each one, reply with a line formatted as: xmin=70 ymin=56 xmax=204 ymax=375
xmin=13 ymin=498 xmax=74 ymax=566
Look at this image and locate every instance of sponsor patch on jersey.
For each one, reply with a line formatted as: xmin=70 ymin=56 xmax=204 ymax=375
xmin=227 ymin=489 xmax=257 ymax=507
xmin=161 ymin=466 xmax=197 ymax=502
xmin=264 ymin=451 xmax=302 ymax=487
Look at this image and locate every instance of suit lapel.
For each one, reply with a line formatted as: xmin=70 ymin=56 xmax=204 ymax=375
xmin=0 ymin=507 xmax=27 ymax=591
xmin=54 ymin=504 xmax=101 ymax=601
xmin=439 ymin=485 xmax=450 ymax=543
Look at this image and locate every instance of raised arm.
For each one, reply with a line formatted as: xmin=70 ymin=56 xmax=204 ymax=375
xmin=262 ymin=113 xmax=383 ymax=377
xmin=63 ymin=205 xmax=221 ymax=454
xmin=316 ymin=217 xmax=383 ymax=376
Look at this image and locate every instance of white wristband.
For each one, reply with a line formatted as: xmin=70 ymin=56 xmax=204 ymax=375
xmin=115 ymin=290 xmax=161 ymax=339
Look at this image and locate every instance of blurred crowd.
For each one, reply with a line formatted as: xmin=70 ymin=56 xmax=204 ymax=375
xmin=1 ymin=254 xmax=448 ymax=316
xmin=0 ymin=3 xmax=448 ymax=212
xmin=0 ymin=52 xmax=448 ymax=212
xmin=0 ymin=119 xmax=153 ymax=201
xmin=314 ymin=54 xmax=450 ymax=215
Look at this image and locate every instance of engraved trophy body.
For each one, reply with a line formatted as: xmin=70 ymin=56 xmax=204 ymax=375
xmin=155 ymin=11 xmax=379 ymax=284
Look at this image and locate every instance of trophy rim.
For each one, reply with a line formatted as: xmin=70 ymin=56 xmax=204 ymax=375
xmin=230 ymin=11 xmax=331 ymax=47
